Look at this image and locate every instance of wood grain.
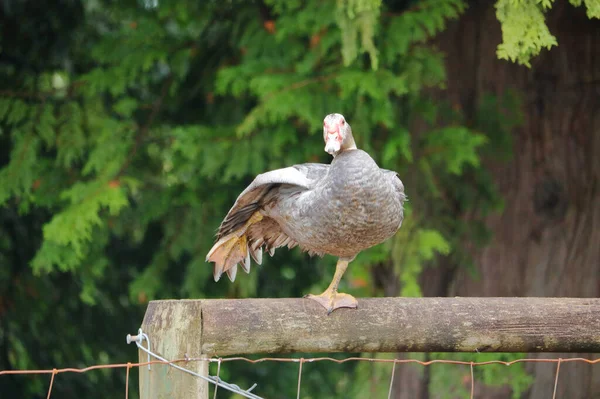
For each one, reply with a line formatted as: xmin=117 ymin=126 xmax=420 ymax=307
xmin=140 ymin=299 xmax=208 ymax=399
xmin=143 ymin=297 xmax=600 ymax=357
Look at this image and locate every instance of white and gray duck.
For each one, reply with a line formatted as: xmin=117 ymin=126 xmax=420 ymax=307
xmin=207 ymin=113 xmax=406 ymax=313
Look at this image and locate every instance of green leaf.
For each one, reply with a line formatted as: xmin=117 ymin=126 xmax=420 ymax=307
xmin=113 ymin=97 xmax=138 ymax=118
xmin=382 ymin=127 xmax=413 ymax=167
xmin=495 ymin=0 xmax=558 ymax=66
xmin=31 ymin=181 xmax=129 ymax=272
xmin=422 ymin=127 xmax=488 ymax=174
xmin=417 ymin=229 xmax=451 ymax=259
xmin=336 ymin=0 xmax=382 ymax=70
xmin=0 ymin=132 xmax=40 ymax=206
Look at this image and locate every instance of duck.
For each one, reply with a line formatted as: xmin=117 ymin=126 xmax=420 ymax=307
xmin=206 ymin=113 xmax=406 ymax=313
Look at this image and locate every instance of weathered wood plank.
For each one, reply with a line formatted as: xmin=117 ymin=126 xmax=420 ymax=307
xmin=199 ymin=297 xmax=600 ymax=355
xmin=140 ymin=300 xmax=208 ymax=399
xmin=141 ymin=298 xmax=600 ymax=359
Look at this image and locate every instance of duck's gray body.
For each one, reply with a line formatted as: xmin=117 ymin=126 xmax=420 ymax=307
xmin=211 ymin=149 xmax=406 ymax=280
xmin=207 ymin=113 xmax=406 ymax=285
xmin=263 ymin=150 xmax=405 ymax=259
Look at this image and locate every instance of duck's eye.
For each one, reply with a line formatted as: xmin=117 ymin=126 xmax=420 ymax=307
xmin=341 ymin=119 xmax=345 ymax=125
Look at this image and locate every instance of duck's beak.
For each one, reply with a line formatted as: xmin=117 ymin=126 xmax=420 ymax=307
xmin=324 ymin=128 xmax=342 ymax=155
xmin=325 ymin=133 xmax=341 ymax=155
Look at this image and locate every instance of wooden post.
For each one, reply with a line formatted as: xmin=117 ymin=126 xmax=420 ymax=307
xmin=139 ymin=300 xmax=208 ymax=399
xmin=138 ymin=297 xmax=600 ymax=398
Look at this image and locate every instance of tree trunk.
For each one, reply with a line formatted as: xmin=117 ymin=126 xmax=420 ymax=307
xmin=393 ymin=1 xmax=600 ymax=398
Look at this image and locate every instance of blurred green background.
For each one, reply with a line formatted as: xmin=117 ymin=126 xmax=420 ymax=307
xmin=1 ymin=0 xmax=599 ymax=398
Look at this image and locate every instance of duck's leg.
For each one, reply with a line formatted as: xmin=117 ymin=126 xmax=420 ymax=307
xmin=304 ymin=259 xmax=358 ymax=314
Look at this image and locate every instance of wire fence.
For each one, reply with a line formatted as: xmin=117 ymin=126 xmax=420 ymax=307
xmin=1 ymin=329 xmax=599 ymax=399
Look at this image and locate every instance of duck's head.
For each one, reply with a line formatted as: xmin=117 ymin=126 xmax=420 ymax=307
xmin=323 ymin=113 xmax=357 ymax=157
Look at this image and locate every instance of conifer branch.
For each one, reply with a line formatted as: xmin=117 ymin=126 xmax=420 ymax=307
xmin=0 ymin=81 xmax=86 ymax=102
xmin=263 ymin=74 xmax=337 ymax=102
xmin=116 ymin=75 xmax=174 ymax=178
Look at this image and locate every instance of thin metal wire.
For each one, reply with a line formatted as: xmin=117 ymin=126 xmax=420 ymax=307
xmin=46 ymin=369 xmax=57 ymax=399
xmin=469 ymin=362 xmax=474 ymax=399
xmin=2 ymin=353 xmax=594 ymax=399
xmin=552 ymin=358 xmax=562 ymax=399
xmin=0 ymin=359 xmax=188 ymax=375
xmin=213 ymin=358 xmax=221 ymax=399
xmin=125 ymin=363 xmax=131 ymax=399
xmin=296 ymin=358 xmax=304 ymax=399
xmin=2 ymin=339 xmax=598 ymax=399
xmin=206 ymin=356 xmax=600 ymax=367
xmin=387 ymin=359 xmax=397 ymax=399
xmin=3 ymin=355 xmax=598 ymax=377
xmin=140 ymin=331 xmax=151 ymax=370
xmin=127 ymin=330 xmax=151 ymax=370
xmin=1 ymin=355 xmax=598 ymax=399
xmin=131 ymin=331 xmax=263 ymax=399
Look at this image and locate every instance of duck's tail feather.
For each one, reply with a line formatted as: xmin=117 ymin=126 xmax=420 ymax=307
xmin=206 ymin=212 xmax=263 ymax=282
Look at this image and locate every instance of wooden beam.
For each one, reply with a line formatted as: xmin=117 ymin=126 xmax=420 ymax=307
xmin=142 ymin=297 xmax=600 ymax=359
xmin=140 ymin=300 xmax=208 ymax=399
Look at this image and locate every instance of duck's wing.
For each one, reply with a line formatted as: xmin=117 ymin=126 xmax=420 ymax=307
xmin=381 ymin=169 xmax=407 ymax=201
xmin=207 ymin=163 xmax=328 ymax=282
xmin=380 ymin=168 xmax=407 ymax=231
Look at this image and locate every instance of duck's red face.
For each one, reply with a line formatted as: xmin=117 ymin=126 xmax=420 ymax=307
xmin=323 ymin=113 xmax=347 ymax=155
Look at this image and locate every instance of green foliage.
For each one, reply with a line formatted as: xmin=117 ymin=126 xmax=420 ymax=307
xmin=388 ymin=215 xmax=452 ymax=298
xmin=422 ymin=127 xmax=488 ymax=175
xmin=336 ymin=0 xmax=382 ymax=69
xmin=570 ymin=0 xmax=600 ymax=18
xmin=495 ymin=0 xmax=558 ymax=66
xmin=495 ymin=0 xmax=600 ymax=66
xmin=0 ymin=131 xmax=41 ymax=206
xmin=32 ymin=180 xmax=130 ymax=273
xmin=383 ymin=0 xmax=466 ymax=63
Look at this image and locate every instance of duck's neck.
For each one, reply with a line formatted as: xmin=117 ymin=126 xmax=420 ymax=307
xmin=332 ymin=132 xmax=357 ymax=157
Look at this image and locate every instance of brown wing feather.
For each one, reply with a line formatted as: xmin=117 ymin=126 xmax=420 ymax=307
xmin=207 ymin=164 xmax=328 ymax=282
xmin=217 ymin=200 xmax=263 ymax=239
xmin=215 ymin=166 xmax=316 ymax=239
xmin=247 ymin=218 xmax=299 ymax=258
